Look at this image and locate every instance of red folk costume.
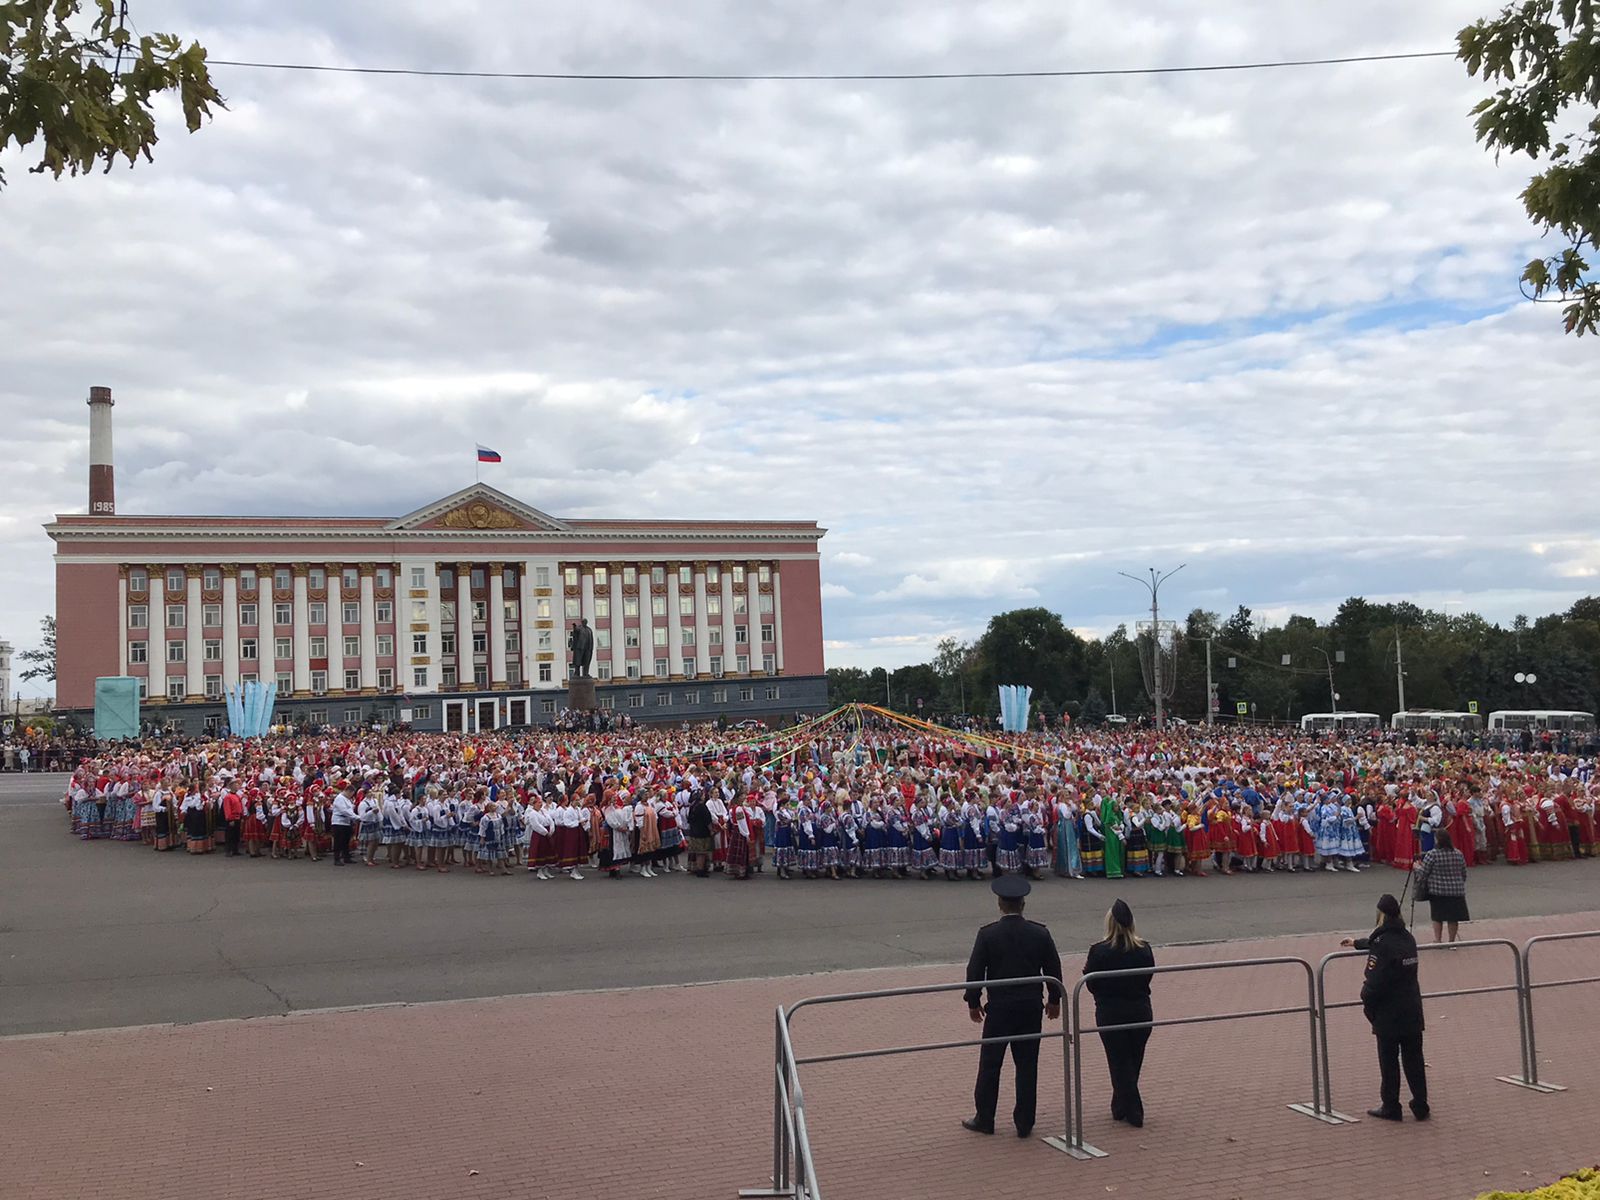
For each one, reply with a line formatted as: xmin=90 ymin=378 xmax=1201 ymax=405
xmin=1260 ymin=817 xmax=1281 ymax=860
xmin=1391 ymin=801 xmax=1416 ymax=871
xmin=1371 ymin=802 xmax=1397 ymax=865
xmin=1502 ymin=800 xmax=1531 ymax=865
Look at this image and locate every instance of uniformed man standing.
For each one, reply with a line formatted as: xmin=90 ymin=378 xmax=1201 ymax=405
xmin=1341 ymin=892 xmax=1430 ymax=1121
xmin=962 ymin=875 xmax=1063 ymax=1138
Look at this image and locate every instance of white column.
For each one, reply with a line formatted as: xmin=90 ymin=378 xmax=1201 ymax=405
xmin=773 ymin=569 xmax=785 ymax=673
xmin=327 ymin=567 xmax=344 ymax=691
xmin=489 ymin=563 xmax=507 ymax=687
xmin=222 ymin=568 xmax=240 ymax=687
xmin=117 ymin=569 xmax=129 ymax=676
xmin=580 ymin=569 xmax=596 ymax=626
xmin=185 ymin=569 xmax=203 ymax=698
xmin=693 ymin=565 xmax=710 ymax=675
xmin=720 ymin=566 xmax=736 ymax=675
xmin=609 ymin=568 xmax=625 ymax=678
xmin=292 ymin=566 xmax=311 ymax=694
xmin=147 ymin=568 xmax=166 ymax=700
xmin=359 ymin=566 xmax=377 ymax=690
xmin=425 ymin=561 xmax=443 ymax=693
xmin=457 ymin=563 xmax=472 ymax=689
xmin=666 ymin=565 xmax=684 ymax=677
xmin=518 ymin=561 xmax=535 ymax=688
xmin=638 ymin=565 xmax=655 ymax=677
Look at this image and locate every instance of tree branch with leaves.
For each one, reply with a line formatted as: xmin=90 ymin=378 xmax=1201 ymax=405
xmin=0 ymin=0 xmax=223 ymax=189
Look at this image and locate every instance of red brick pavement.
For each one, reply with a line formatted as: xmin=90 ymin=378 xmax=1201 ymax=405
xmin=3 ymin=910 xmax=1598 ymax=1200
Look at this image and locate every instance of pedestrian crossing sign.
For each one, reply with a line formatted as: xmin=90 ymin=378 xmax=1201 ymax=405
xmin=1468 ymin=700 xmax=1479 ymax=714
xmin=1235 ymin=701 xmax=1248 ymax=715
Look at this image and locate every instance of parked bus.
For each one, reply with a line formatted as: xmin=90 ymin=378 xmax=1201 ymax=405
xmin=1486 ymin=709 xmax=1596 ymax=733
xmin=1300 ymin=712 xmax=1381 ymax=733
xmin=1389 ymin=710 xmax=1483 ymax=732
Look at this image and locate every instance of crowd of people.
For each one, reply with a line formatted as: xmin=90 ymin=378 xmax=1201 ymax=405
xmin=55 ymin=711 xmax=1600 ymax=895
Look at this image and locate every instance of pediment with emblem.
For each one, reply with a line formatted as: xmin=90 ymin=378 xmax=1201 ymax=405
xmin=388 ymin=484 xmax=570 ymax=532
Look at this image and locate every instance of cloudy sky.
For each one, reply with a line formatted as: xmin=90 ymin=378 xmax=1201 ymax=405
xmin=3 ymin=0 xmax=1596 ymax=696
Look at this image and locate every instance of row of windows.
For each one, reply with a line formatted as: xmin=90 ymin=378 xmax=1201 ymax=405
xmin=588 ymin=653 xmax=777 ymax=680
xmin=130 ymin=601 xmax=401 ymax=629
xmin=599 ymin=684 xmax=780 ymax=709
xmin=139 ymin=671 xmax=783 ymax=707
xmin=130 ymin=635 xmax=398 ymax=663
xmin=562 ymin=564 xmax=772 ymax=589
xmin=131 ymin=567 xmax=398 ymax=593
xmin=132 ymin=563 xmax=776 ymax=597
xmin=139 ymin=665 xmax=399 ymax=702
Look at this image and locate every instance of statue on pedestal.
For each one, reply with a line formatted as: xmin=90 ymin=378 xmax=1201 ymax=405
xmin=568 ymin=618 xmax=594 ymax=678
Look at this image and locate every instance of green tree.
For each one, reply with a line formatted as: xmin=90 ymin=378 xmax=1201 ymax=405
xmin=1 ymin=0 xmax=223 ymax=189
xmin=19 ymin=614 xmax=55 ymax=682
xmin=1458 ymin=2 xmax=1600 ymax=334
xmin=971 ymin=607 xmax=1087 ymax=706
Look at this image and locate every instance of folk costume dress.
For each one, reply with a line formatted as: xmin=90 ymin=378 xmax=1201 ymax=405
xmin=1100 ymin=796 xmax=1126 ymax=880
xmin=1052 ymin=799 xmax=1082 ymax=877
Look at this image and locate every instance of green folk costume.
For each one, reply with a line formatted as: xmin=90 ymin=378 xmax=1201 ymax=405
xmin=1101 ymin=796 xmax=1126 ymax=879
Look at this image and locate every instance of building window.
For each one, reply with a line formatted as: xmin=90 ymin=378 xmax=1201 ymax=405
xmin=676 ymin=565 xmax=690 ymax=586
xmin=763 ymin=653 xmax=776 ymax=673
xmin=536 ymin=566 xmax=551 ymax=587
xmin=709 ymin=655 xmax=723 ymax=676
xmin=307 ymin=709 xmax=328 ymax=726
xmin=735 ymin=625 xmax=749 ymax=644
xmin=378 ymin=667 xmax=394 ymax=689
xmin=343 ymin=635 xmax=359 ymax=657
xmin=538 ymin=662 xmax=553 ymax=682
xmin=654 ymin=656 xmax=669 ymax=676
xmin=597 ymin=662 xmax=613 ymax=681
xmin=129 ymin=568 xmax=147 ymax=591
xmin=683 ymin=663 xmax=696 ymax=679
xmin=761 ymin=623 xmax=775 ymax=643
xmin=473 ymin=666 xmax=488 ymax=688
xmin=765 ymin=685 xmax=780 ymax=701
xmin=626 ymin=661 xmax=641 ymax=679
xmin=167 ymin=678 xmax=186 ymax=700
xmin=504 ymin=567 xmax=517 ymax=588
xmin=651 ymin=565 xmax=665 ymax=586
xmin=344 ymin=707 xmax=362 ymax=723
xmin=595 ymin=628 xmax=611 ymax=650
xmin=441 ymin=632 xmax=456 ymax=655
xmin=442 ymin=667 xmax=457 ymax=686
xmin=413 ymin=634 xmax=429 ymax=655
xmin=204 ymin=639 xmax=222 ymax=661
xmin=274 ymin=567 xmax=292 ymax=591
xmin=240 ymin=638 xmax=257 ymax=660
xmin=205 ymin=676 xmax=222 ymax=699
xmin=129 ymin=605 xmax=148 ymax=628
xmin=470 ymin=568 xmax=485 ymax=590
xmin=598 ymin=694 xmax=615 ymax=710
xmin=239 ymin=603 xmax=258 ymax=626
xmin=707 ymin=594 xmax=723 ymax=617
xmin=166 ymin=604 xmax=185 ymax=628
xmin=413 ymin=667 xmax=429 ymax=688
xmin=166 ymin=641 xmax=186 ymax=663
xmin=681 ymin=626 xmax=695 ymax=646
xmin=684 ymin=690 xmax=700 ymax=704
xmin=651 ymin=595 xmax=666 ymax=617
xmin=203 ymin=568 xmax=221 ymax=590
xmin=377 ymin=634 xmax=394 ymax=656
xmin=504 ymin=600 xmax=519 ymax=622
xmin=129 ymin=640 xmax=147 ymax=664
xmin=274 ymin=602 xmax=292 ymax=626
xmin=309 ymin=602 xmax=326 ymax=625
xmin=410 ymin=567 xmax=426 ymax=589
xmin=624 ymin=628 xmax=641 ymax=648
xmin=241 ymin=672 xmax=257 ymax=684
xmin=309 ymin=636 xmax=327 ymax=657
xmin=628 ymin=693 xmax=644 ymax=708
xmin=758 ymin=565 xmax=771 ymax=585
xmin=709 ymin=628 xmax=723 ymax=646
xmin=759 ymin=593 xmax=774 ymax=614
xmin=652 ymin=627 xmax=668 ymax=647
xmin=471 ymin=632 xmax=487 ymax=654
xmin=564 ymin=566 xmax=578 ymax=587
xmin=200 ymin=603 xmax=220 ymax=627
xmin=707 ymin=565 xmax=720 ymax=585
xmin=413 ymin=704 xmax=432 ymax=720
xmin=136 ymin=678 xmax=148 ymax=700
xmin=274 ymin=637 xmax=292 ymax=659
xmin=623 ymin=596 xmax=639 ymax=617
xmin=276 ymin=671 xmax=293 ymax=692
xmin=622 ymin=566 xmax=636 ymax=586
xmin=472 ymin=600 xmax=487 ymax=622
xmin=343 ymin=567 xmax=359 ymax=590
xmin=733 ymin=594 xmax=748 ymax=615
xmin=309 ymin=568 xmax=325 ymax=589
xmin=342 ymin=602 xmax=360 ymax=625
xmin=564 ymin=597 xmax=581 ymax=619
xmin=344 ymin=670 xmax=360 ymax=691
xmin=239 ymin=568 xmax=256 ymax=590
xmin=440 ymin=569 xmax=456 ymax=591
xmin=736 ymin=655 xmax=750 ymax=674
xmin=167 ymin=569 xmax=185 ymax=592
xmin=411 ymin=600 xmax=427 ymax=621
xmin=594 ymin=566 xmax=608 ymax=587
xmin=537 ymin=630 xmax=552 ymax=651
xmin=376 ymin=568 xmax=392 ymax=589
xmin=679 ymin=595 xmax=694 ymax=616
xmin=310 ymin=670 xmax=327 ymax=694
xmin=595 ymin=597 xmax=610 ymax=619
xmin=712 ymin=687 xmax=727 ymax=703
xmin=375 ymin=601 xmax=393 ymax=624
xmin=541 ymin=697 xmax=557 ymax=713
xmin=732 ymin=565 xmax=745 ymax=585
xmin=505 ymin=632 xmax=520 ymax=653
xmin=739 ymin=686 xmax=754 ymax=702
xmin=656 ymin=692 xmax=671 ymax=706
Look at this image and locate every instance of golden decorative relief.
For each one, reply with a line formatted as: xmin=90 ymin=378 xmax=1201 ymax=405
xmin=442 ymin=502 xmax=520 ymax=530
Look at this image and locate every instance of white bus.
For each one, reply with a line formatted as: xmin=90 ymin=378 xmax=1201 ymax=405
xmin=1486 ymin=709 xmax=1596 ymax=733
xmin=1390 ymin=710 xmax=1483 ymax=732
xmin=1300 ymin=712 xmax=1381 ymax=733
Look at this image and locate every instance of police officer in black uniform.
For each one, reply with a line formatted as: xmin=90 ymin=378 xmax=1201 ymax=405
xmin=962 ymin=875 xmax=1063 ymax=1138
xmin=1341 ymin=892 xmax=1430 ymax=1121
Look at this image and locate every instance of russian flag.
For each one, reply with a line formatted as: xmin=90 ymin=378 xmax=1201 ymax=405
xmin=476 ymin=444 xmax=502 ymax=463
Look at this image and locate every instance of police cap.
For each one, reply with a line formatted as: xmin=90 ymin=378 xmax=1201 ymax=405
xmin=990 ymin=875 xmax=1032 ymax=900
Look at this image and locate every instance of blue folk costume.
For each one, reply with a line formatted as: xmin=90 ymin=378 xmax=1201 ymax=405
xmin=795 ymin=803 xmax=819 ymax=874
xmin=938 ymin=805 xmax=963 ymax=872
xmin=1052 ymin=802 xmax=1082 ymax=877
xmin=884 ymin=806 xmax=909 ymax=870
xmin=995 ymin=804 xmax=1023 ymax=873
xmin=1314 ymin=796 xmax=1343 ymax=861
xmin=908 ymin=804 xmax=937 ymax=871
xmin=1024 ymin=807 xmax=1050 ymax=872
xmin=771 ymin=804 xmax=796 ymax=869
xmin=863 ymin=808 xmax=888 ymax=870
xmin=1337 ymin=802 xmax=1364 ymax=861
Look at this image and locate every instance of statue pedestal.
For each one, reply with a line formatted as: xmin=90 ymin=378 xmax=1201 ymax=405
xmin=567 ymin=677 xmax=597 ymax=711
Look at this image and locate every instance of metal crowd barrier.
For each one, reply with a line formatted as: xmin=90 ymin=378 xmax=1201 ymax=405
xmin=1511 ymin=930 xmax=1600 ymax=1091
xmin=739 ymin=975 xmax=1069 ymax=1200
xmin=1055 ymin=956 xmax=1342 ymax=1161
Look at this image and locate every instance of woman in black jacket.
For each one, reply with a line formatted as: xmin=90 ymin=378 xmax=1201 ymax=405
xmin=1083 ymin=900 xmax=1156 ymax=1127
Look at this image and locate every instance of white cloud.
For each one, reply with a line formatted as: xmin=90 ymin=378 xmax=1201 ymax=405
xmin=2 ymin=1 xmax=1597 ymax=677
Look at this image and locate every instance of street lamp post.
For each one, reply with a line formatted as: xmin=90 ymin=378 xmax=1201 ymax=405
xmin=1313 ymin=646 xmax=1341 ymax=713
xmin=1117 ymin=563 xmax=1186 ymax=731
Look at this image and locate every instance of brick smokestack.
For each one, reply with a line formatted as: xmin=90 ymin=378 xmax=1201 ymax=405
xmin=87 ymin=385 xmax=115 ymax=515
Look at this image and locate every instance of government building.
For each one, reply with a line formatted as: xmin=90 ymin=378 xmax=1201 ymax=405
xmin=47 ymin=389 xmax=827 ymax=733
